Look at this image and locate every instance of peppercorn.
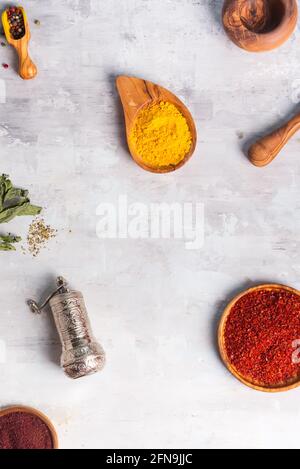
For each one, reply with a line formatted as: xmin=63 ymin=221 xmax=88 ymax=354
xmin=224 ymin=288 xmax=300 ymax=387
xmin=6 ymin=7 xmax=25 ymax=40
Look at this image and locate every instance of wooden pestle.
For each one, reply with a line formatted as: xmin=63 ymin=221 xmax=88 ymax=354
xmin=248 ymin=113 xmax=300 ymax=167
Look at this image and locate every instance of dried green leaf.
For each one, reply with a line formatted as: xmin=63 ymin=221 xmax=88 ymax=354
xmin=0 ymin=243 xmax=16 ymax=251
xmin=0 ymin=202 xmax=29 ymax=223
xmin=0 ymin=175 xmax=42 ymax=252
xmin=0 ymin=234 xmax=21 ymax=243
xmin=0 ymin=174 xmax=11 ymax=209
xmin=17 ymin=204 xmax=42 ymax=217
xmin=0 ymin=233 xmax=21 ymax=251
xmin=4 ymin=187 xmax=28 ymax=205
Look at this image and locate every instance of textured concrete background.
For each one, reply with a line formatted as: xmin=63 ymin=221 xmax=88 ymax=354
xmin=1 ymin=0 xmax=300 ymax=449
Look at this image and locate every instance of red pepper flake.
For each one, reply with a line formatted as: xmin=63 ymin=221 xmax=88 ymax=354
xmin=2 ymin=63 xmax=8 ymax=69
xmin=224 ymin=288 xmax=300 ymax=387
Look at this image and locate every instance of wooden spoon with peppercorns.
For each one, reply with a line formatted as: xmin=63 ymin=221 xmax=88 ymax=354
xmin=2 ymin=6 xmax=37 ymax=80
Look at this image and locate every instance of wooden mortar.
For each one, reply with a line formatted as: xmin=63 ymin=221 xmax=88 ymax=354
xmin=222 ymin=0 xmax=298 ymax=52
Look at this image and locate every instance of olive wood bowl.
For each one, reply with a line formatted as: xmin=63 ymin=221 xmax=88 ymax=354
xmin=116 ymin=76 xmax=197 ymax=173
xmin=0 ymin=405 xmax=58 ymax=448
xmin=218 ymin=283 xmax=300 ymax=392
xmin=222 ymin=0 xmax=298 ymax=52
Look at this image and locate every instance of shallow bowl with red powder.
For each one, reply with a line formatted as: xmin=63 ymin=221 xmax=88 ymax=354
xmin=218 ymin=284 xmax=300 ymax=392
xmin=0 ymin=406 xmax=58 ymax=449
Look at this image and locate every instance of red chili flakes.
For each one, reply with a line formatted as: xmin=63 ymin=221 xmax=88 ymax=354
xmin=2 ymin=63 xmax=8 ymax=69
xmin=224 ymin=288 xmax=300 ymax=387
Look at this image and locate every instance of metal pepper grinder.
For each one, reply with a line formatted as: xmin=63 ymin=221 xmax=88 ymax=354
xmin=28 ymin=277 xmax=106 ymax=379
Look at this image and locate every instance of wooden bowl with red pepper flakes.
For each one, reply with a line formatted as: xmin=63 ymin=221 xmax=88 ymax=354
xmin=218 ymin=284 xmax=300 ymax=393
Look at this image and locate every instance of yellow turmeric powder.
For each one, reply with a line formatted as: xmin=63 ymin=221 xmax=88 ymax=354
xmin=129 ymin=101 xmax=192 ymax=169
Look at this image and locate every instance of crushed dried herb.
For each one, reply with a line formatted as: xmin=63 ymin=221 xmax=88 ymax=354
xmin=0 ymin=174 xmax=42 ymax=251
xmin=27 ymin=217 xmax=57 ymax=257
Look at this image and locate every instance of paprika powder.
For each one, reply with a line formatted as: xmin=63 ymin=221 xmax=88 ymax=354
xmin=0 ymin=407 xmax=56 ymax=449
xmin=223 ymin=286 xmax=300 ymax=388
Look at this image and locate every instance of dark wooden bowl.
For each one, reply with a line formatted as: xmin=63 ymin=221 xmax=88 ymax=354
xmin=222 ymin=0 xmax=298 ymax=52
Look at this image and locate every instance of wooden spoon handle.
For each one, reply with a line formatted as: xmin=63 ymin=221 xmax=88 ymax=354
xmin=248 ymin=114 xmax=300 ymax=167
xmin=16 ymin=41 xmax=37 ymax=80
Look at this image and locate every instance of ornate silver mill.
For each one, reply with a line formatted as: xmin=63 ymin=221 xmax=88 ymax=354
xmin=28 ymin=277 xmax=106 ymax=379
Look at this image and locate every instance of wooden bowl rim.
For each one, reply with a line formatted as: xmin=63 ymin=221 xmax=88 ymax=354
xmin=0 ymin=405 xmax=58 ymax=449
xmin=117 ymin=76 xmax=197 ymax=174
xmin=218 ymin=283 xmax=300 ymax=393
xmin=222 ymin=0 xmax=298 ymax=51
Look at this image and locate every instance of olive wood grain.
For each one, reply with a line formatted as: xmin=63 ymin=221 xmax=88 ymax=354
xmin=15 ymin=31 xmax=37 ymax=80
xmin=116 ymin=76 xmax=197 ymax=173
xmin=0 ymin=405 xmax=58 ymax=448
xmin=222 ymin=0 xmax=298 ymax=52
xmin=218 ymin=284 xmax=300 ymax=393
xmin=248 ymin=113 xmax=300 ymax=166
xmin=2 ymin=7 xmax=37 ymax=80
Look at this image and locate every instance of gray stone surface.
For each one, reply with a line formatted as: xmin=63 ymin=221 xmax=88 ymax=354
xmin=0 ymin=0 xmax=300 ymax=449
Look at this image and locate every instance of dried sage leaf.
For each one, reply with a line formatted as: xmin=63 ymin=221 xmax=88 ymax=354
xmin=0 ymin=234 xmax=21 ymax=251
xmin=0 ymin=175 xmax=42 ymax=251
xmin=0 ymin=234 xmax=21 ymax=243
xmin=0 ymin=243 xmax=16 ymax=251
xmin=17 ymin=204 xmax=42 ymax=217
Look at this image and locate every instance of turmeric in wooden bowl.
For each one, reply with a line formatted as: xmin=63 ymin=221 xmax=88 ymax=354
xmin=128 ymin=101 xmax=192 ymax=171
xmin=117 ymin=75 xmax=197 ymax=173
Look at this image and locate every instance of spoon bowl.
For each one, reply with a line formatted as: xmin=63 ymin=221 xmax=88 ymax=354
xmin=116 ymin=76 xmax=197 ymax=173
